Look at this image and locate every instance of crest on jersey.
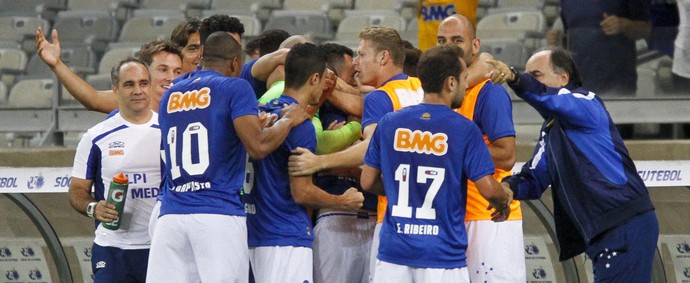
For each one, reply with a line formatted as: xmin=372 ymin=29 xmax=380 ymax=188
xmin=420 ymin=112 xmax=431 ymax=120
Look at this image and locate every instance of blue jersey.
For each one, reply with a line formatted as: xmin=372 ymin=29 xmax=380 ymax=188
xmin=158 ymin=69 xmax=258 ymax=216
xmin=245 ymin=95 xmax=317 ymax=248
xmin=241 ymin=59 xmax=267 ymax=99
xmin=364 ymin=104 xmax=495 ymax=269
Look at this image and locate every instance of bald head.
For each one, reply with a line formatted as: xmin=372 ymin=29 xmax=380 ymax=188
xmin=437 ymin=14 xmax=479 ymax=65
xmin=203 ymin=31 xmax=242 ymax=63
xmin=279 ymin=35 xmax=312 ymax=49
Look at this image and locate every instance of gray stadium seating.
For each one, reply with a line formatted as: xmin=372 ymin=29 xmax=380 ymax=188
xmin=8 ymin=79 xmax=55 ymax=108
xmin=0 ymin=48 xmax=28 ymax=89
xmin=265 ymin=10 xmax=334 ymax=41
xmin=52 ymin=11 xmax=120 ymax=54
xmin=118 ymin=15 xmax=185 ymax=45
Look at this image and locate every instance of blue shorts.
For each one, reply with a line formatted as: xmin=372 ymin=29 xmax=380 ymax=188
xmin=92 ymin=243 xmax=149 ymax=283
xmin=585 ymin=210 xmax=659 ymax=283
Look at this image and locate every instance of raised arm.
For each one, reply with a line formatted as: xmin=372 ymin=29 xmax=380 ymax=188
xmin=251 ymin=48 xmax=289 ymax=81
xmin=36 ymin=27 xmax=117 ymax=113
xmin=234 ymin=104 xmax=309 ymax=159
xmin=288 ymin=122 xmax=376 ymax=176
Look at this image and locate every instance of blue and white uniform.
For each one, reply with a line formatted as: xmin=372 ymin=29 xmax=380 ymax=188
xmin=244 ymin=95 xmax=316 ymax=283
xmin=503 ymin=74 xmax=659 ymax=282
xmin=71 ymin=112 xmax=161 ymax=283
xmin=148 ymin=69 xmax=257 ymax=283
xmin=364 ymin=104 xmax=495 ymax=283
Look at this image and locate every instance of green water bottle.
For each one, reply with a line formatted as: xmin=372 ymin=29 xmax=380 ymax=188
xmin=102 ymin=173 xmax=128 ymax=230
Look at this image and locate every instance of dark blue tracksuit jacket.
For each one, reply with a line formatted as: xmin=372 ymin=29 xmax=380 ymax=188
xmin=502 ymin=74 xmax=655 ymax=261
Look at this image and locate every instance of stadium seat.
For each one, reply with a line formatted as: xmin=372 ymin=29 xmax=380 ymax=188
xmin=0 ymin=0 xmax=65 ymax=21
xmin=401 ymin=17 xmax=419 ymax=45
xmin=141 ymin=0 xmax=210 ymax=11
xmin=8 ymin=79 xmax=56 ymax=108
xmin=0 ymin=48 xmax=28 ymax=89
xmin=23 ymin=54 xmax=56 ymax=80
xmin=264 ymin=11 xmax=334 ymax=42
xmin=210 ymin=0 xmax=282 ymax=22
xmin=95 ymin=47 xmax=141 ymax=75
xmin=52 ymin=11 xmax=120 ymax=55
xmin=0 ymin=81 xmax=7 ymax=106
xmin=0 ymin=17 xmax=50 ymax=52
xmin=476 ymin=11 xmax=546 ymax=52
xmin=336 ymin=14 xmax=406 ymax=41
xmin=354 ymin=0 xmax=402 ymax=12
xmin=59 ymin=45 xmax=99 ymax=76
xmin=480 ymin=38 xmax=530 ymax=71
xmin=119 ymin=15 xmax=185 ymax=45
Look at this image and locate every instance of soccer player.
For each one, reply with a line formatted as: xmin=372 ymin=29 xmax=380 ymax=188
xmin=244 ymin=43 xmax=364 ymax=283
xmin=437 ymin=14 xmax=525 ymax=282
xmin=69 ymin=58 xmax=159 ymax=282
xmin=360 ymin=45 xmax=512 ymax=283
xmin=287 ymin=27 xmax=423 ymax=281
xmin=148 ymin=31 xmax=309 ymax=282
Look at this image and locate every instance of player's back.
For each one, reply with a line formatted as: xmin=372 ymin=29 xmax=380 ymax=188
xmin=370 ymin=103 xmax=494 ymax=269
xmin=158 ymin=69 xmax=258 ymax=217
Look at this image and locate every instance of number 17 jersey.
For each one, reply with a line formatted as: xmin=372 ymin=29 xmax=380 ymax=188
xmin=158 ymin=69 xmax=258 ymax=217
xmin=363 ymin=104 xmax=495 ymax=269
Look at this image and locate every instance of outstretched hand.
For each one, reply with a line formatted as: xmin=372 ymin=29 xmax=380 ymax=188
xmin=35 ymin=27 xmax=61 ymax=68
xmin=484 ymin=59 xmax=513 ymax=84
xmin=288 ymin=147 xmax=321 ymax=176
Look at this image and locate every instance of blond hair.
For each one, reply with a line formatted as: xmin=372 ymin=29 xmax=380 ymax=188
xmin=359 ymin=26 xmax=405 ymax=67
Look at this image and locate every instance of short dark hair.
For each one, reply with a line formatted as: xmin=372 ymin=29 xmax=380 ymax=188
xmin=284 ymin=43 xmax=327 ymax=89
xmin=200 ymin=14 xmax=245 ymax=44
xmin=320 ymin=43 xmax=353 ymax=77
xmin=548 ymin=47 xmax=583 ymax=88
xmin=139 ymin=39 xmax=182 ymax=65
xmin=170 ymin=17 xmax=202 ymax=48
xmin=244 ymin=36 xmax=261 ymax=57
xmin=111 ymin=57 xmax=148 ymax=87
xmin=202 ymin=31 xmax=242 ymax=63
xmin=258 ymin=29 xmax=291 ymax=56
xmin=403 ymin=44 xmax=421 ymax=77
xmin=417 ymin=45 xmax=465 ymax=93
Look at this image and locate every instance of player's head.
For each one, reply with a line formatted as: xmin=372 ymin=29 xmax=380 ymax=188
xmin=139 ymin=39 xmax=183 ymax=100
xmin=111 ymin=57 xmax=151 ymax=114
xmin=244 ymin=36 xmax=261 ymax=59
xmin=170 ymin=17 xmax=202 ymax=73
xmin=202 ymin=31 xmax=243 ymax=77
xmin=355 ymin=27 xmax=405 ymax=86
xmin=258 ymin=29 xmax=291 ymax=56
xmin=321 ymin=43 xmax=356 ymax=86
xmin=417 ymin=45 xmax=467 ymax=108
xmin=402 ymin=40 xmax=421 ymax=77
xmin=284 ymin=43 xmax=327 ymax=104
xmin=200 ymin=14 xmax=244 ymax=45
xmin=526 ymin=47 xmax=582 ymax=89
xmin=437 ymin=14 xmax=479 ymax=67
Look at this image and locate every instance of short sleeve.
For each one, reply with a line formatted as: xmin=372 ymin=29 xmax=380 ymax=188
xmin=71 ymin=132 xmax=99 ymax=180
xmin=228 ymin=79 xmax=259 ymax=120
xmin=361 ymin=90 xmax=393 ymax=129
xmin=475 ymin=83 xmax=516 ymax=142
xmin=363 ymin=115 xmax=386 ymax=169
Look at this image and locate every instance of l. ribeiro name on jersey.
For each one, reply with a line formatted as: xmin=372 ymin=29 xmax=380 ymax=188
xmin=167 ymin=87 xmax=211 ymax=113
xmin=394 ymin=128 xmax=448 ymax=156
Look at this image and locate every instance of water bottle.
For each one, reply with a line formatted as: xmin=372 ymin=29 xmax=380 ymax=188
xmin=102 ymin=173 xmax=128 ymax=230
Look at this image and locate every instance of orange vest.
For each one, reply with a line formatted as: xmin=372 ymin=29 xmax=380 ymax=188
xmin=418 ymin=0 xmax=478 ymax=50
xmin=455 ymin=79 xmax=522 ymax=220
xmin=374 ymin=76 xmax=424 ymax=224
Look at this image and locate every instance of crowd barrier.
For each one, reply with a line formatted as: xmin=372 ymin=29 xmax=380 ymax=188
xmin=1 ymin=160 xmax=689 ymax=282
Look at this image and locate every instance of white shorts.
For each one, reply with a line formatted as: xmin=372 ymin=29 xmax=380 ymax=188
xmin=249 ymin=246 xmax=312 ymax=283
xmin=148 ymin=200 xmax=161 ymax=239
xmin=146 ymin=214 xmax=248 ymax=283
xmin=465 ymin=220 xmax=526 ymax=282
xmin=368 ymin=222 xmax=382 ymax=283
xmin=372 ymin=260 xmax=469 ymax=283
xmin=313 ymin=211 xmax=376 ymax=283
